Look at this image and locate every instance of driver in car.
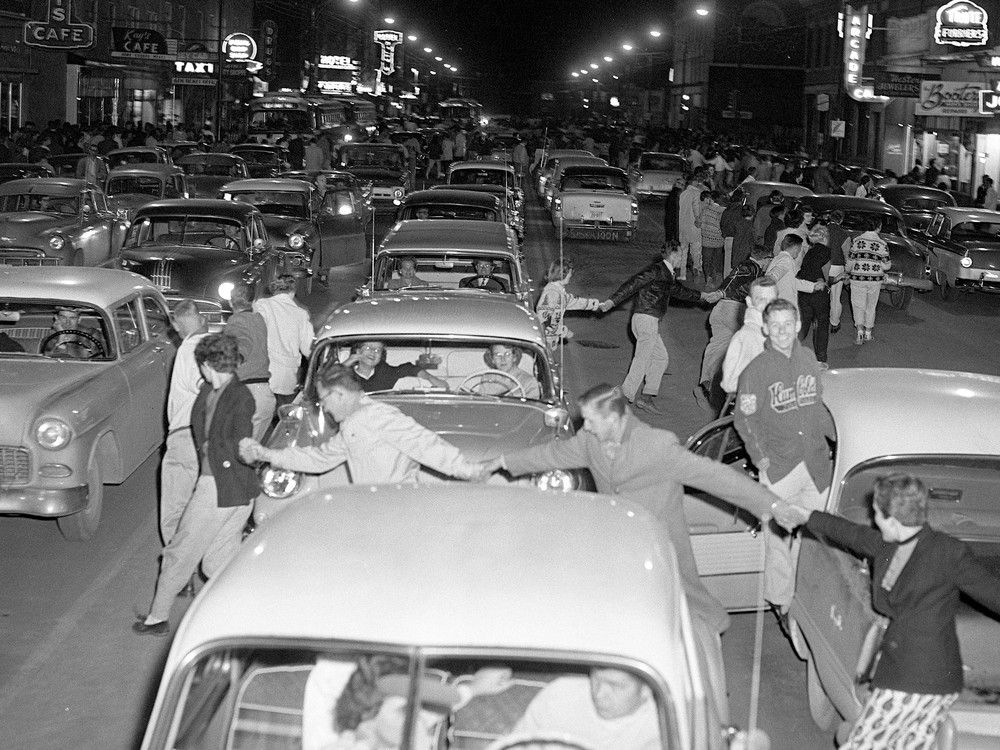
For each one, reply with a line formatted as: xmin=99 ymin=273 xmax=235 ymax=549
xmin=506 ymin=667 xmax=659 ymax=750
xmin=480 ymin=344 xmax=540 ymax=399
xmin=459 ymin=258 xmax=509 ymax=293
xmin=46 ymin=307 xmax=102 ymax=357
xmin=342 ymin=341 xmax=447 ymax=392
xmin=387 ymin=257 xmax=429 ymax=289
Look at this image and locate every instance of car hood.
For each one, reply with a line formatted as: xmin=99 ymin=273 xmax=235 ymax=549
xmin=262 ymin=215 xmax=311 ymax=242
xmin=107 ymin=193 xmax=159 ymax=212
xmin=346 ymin=167 xmax=404 ymax=181
xmin=119 ymin=243 xmax=247 ymax=294
xmin=0 ymin=212 xmax=74 ymax=236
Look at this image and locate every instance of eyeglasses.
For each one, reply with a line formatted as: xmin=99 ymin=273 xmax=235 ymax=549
xmin=359 ymin=344 xmax=384 ymax=353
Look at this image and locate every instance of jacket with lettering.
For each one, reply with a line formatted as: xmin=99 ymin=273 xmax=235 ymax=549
xmin=734 ymin=340 xmax=834 ymax=488
xmin=609 ymin=260 xmax=701 ymax=318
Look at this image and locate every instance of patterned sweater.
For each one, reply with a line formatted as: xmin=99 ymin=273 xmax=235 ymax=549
xmin=847 ymin=231 xmax=891 ymax=282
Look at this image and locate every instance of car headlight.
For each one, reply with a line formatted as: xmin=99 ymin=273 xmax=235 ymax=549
xmin=218 ymin=281 xmax=235 ymax=300
xmin=960 ymin=255 xmax=973 ymax=268
xmin=338 ymin=204 xmax=353 ymax=215
xmin=48 ymin=235 xmax=65 ymax=250
xmin=35 ymin=418 xmax=72 ymax=450
xmin=534 ymin=469 xmax=575 ymax=492
xmin=631 ymin=201 xmax=639 ymax=214
xmin=288 ymin=233 xmax=305 ymax=249
xmin=343 ymin=134 xmax=353 ymax=142
xmin=393 ymin=188 xmax=404 ymax=198
xmin=260 ymin=465 xmax=301 ymax=498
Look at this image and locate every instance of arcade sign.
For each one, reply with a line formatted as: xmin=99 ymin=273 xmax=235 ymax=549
xmin=838 ymin=6 xmax=888 ymax=103
xmin=935 ymin=0 xmax=989 ymax=47
xmin=223 ymin=32 xmax=257 ymax=62
xmin=23 ymin=0 xmax=94 ymax=49
xmin=374 ymin=29 xmax=403 ymax=76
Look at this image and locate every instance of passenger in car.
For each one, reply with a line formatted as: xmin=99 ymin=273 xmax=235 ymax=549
xmin=483 ymin=344 xmax=540 ymax=399
xmin=342 ymin=340 xmax=447 ymax=392
xmin=459 ymin=258 xmax=509 ymax=292
xmin=387 ymin=257 xmax=429 ymax=289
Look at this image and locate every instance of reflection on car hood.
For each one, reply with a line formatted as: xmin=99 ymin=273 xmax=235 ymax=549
xmin=0 ymin=213 xmax=73 ymax=235
xmin=120 ymin=243 xmax=243 ymax=263
xmin=261 ymin=215 xmax=310 ymax=238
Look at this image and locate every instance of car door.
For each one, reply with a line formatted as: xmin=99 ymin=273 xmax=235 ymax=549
xmin=250 ymin=214 xmax=282 ymax=285
xmin=684 ymin=417 xmax=767 ymax=610
xmin=138 ymin=292 xmax=174 ymax=439
xmin=79 ymin=188 xmax=113 ymax=266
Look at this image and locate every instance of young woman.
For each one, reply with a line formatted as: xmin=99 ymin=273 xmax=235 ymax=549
xmin=535 ymin=258 xmax=602 ymax=350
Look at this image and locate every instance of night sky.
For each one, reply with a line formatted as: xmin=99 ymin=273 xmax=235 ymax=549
xmin=397 ymin=0 xmax=674 ymax=110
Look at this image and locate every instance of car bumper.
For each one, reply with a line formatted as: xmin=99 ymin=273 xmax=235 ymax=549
xmin=369 ymin=189 xmax=406 ymax=205
xmin=881 ymin=271 xmax=933 ymax=291
xmin=633 ymin=186 xmax=675 ymax=196
xmin=560 ymin=222 xmax=634 ymax=241
xmin=0 ymin=484 xmax=88 ymax=517
xmin=952 ymin=266 xmax=1000 ymax=292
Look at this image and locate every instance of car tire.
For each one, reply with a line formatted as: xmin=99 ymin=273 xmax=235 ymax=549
xmin=807 ymin=657 xmax=840 ymax=731
xmin=937 ymin=273 xmax=955 ymax=301
xmin=889 ymin=286 xmax=912 ymax=311
xmin=57 ymin=455 xmax=103 ymax=541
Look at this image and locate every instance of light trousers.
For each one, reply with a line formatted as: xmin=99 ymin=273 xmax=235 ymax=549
xmin=148 ymin=476 xmax=252 ymax=621
xmin=677 ymin=237 xmax=702 ymax=280
xmin=829 ymin=265 xmax=845 ymax=326
xmin=246 ymin=381 xmax=276 ymax=440
xmin=850 ymin=279 xmax=882 ymax=330
xmin=159 ymin=428 xmax=199 ymax=545
xmin=760 ymin=461 xmax=826 ymax=608
xmin=699 ymin=300 xmax=743 ymax=386
xmin=622 ymin=313 xmax=668 ymax=400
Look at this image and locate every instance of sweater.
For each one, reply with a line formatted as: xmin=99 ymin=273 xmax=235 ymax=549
xmin=700 ymin=201 xmax=726 ymax=247
xmin=847 ymin=231 xmax=891 ymax=282
xmin=721 ymin=307 xmax=766 ymax=394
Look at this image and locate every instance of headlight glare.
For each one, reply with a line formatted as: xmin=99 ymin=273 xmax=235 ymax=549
xmin=288 ymin=233 xmax=305 ymax=249
xmin=534 ymin=469 xmax=575 ymax=492
xmin=960 ymin=255 xmax=973 ymax=268
xmin=48 ymin=235 xmax=65 ymax=250
xmin=260 ymin=466 xmax=301 ymax=498
xmin=35 ymin=418 xmax=72 ymax=450
xmin=218 ymin=281 xmax=235 ymax=300
xmin=337 ymin=204 xmax=353 ymax=216
xmin=393 ymin=188 xmax=404 ymax=198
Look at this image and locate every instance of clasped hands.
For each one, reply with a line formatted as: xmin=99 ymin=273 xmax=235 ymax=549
xmin=238 ymin=437 xmax=269 ymax=465
xmin=769 ymin=498 xmax=812 ymax=531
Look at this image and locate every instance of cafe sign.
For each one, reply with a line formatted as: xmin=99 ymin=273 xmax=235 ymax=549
xmin=916 ymin=80 xmax=992 ymax=117
xmin=23 ymin=0 xmax=94 ymax=49
xmin=935 ymin=0 xmax=989 ymax=47
xmin=112 ymin=27 xmax=177 ymax=61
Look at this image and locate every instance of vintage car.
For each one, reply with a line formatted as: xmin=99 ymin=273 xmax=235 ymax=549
xmin=432 ymin=182 xmax=525 ymax=241
xmin=165 ymin=141 xmax=206 ymax=161
xmin=534 ymin=148 xmax=594 ymax=195
xmin=0 ymin=163 xmax=54 ymax=184
xmin=686 ymin=367 xmax=1000 ymax=746
xmin=363 ymin=219 xmax=531 ymax=306
xmin=117 ymin=199 xmax=302 ymax=310
xmin=630 ymin=151 xmax=689 ymax=199
xmin=0 ymin=178 xmax=128 ymax=267
xmin=140 ymin=484 xmax=735 ymax=750
xmin=176 ymin=152 xmax=250 ymax=198
xmin=879 ymin=184 xmax=957 ymax=232
xmin=219 ymin=178 xmax=364 ymax=280
xmin=550 ymin=164 xmax=638 ymax=242
xmin=912 ymin=207 xmax=1000 ymax=299
xmin=740 ymin=180 xmax=814 ymax=208
xmin=48 ymin=153 xmax=90 ymax=177
xmin=0 ymin=266 xmax=174 ymax=539
xmin=278 ymin=168 xmax=372 ymax=209
xmin=229 ymin=143 xmax=290 ymax=178
xmin=336 ymin=143 xmax=411 ymax=207
xmin=540 ymin=155 xmax=607 ymax=211
xmin=395 ymin=188 xmax=504 ymax=223
xmin=105 ymin=146 xmax=172 ymax=170
xmin=447 ymin=160 xmax=525 ymax=207
xmin=255 ymin=292 xmax=578 ymax=514
xmin=798 ymin=195 xmax=931 ymax=311
xmin=104 ymin=164 xmax=188 ymax=222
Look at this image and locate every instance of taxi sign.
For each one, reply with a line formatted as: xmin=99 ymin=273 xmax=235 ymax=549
xmin=23 ymin=0 xmax=94 ymax=50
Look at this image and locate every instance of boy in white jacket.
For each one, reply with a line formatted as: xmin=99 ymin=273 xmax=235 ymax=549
xmin=536 ymin=259 xmax=602 ymax=350
xmin=720 ymin=277 xmax=778 ymax=395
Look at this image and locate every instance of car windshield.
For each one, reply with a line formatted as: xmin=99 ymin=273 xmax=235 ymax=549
xmin=837 ymin=210 xmax=903 ymax=237
xmin=157 ymin=646 xmax=667 ymax=750
xmin=249 ymin=109 xmax=311 ymax=133
xmin=341 ymin=148 xmax=404 ymax=170
xmin=107 ymin=152 xmax=159 ymax=169
xmin=449 ymin=169 xmax=512 ymax=187
xmin=234 ymin=149 xmax=282 ymax=165
xmin=0 ymin=192 xmax=79 ymax=215
xmin=901 ymin=197 xmax=951 ymax=212
xmin=225 ymin=191 xmax=309 ymax=218
xmin=106 ymin=176 xmax=163 ymax=197
xmin=561 ymin=173 xmax=628 ymax=192
xmin=640 ymin=154 xmax=686 ymax=171
xmin=373 ymin=254 xmax=516 ymax=293
xmin=309 ymin=336 xmax=552 ymax=401
xmin=951 ymin=221 xmax=1000 ymax=241
xmin=124 ymin=215 xmax=245 ymax=250
xmin=179 ymin=159 xmax=245 ymax=177
xmin=0 ymin=301 xmax=113 ymax=360
xmin=400 ymin=204 xmax=496 ymax=221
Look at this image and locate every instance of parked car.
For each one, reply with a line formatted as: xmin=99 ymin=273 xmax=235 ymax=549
xmin=105 ymin=146 xmax=172 ymax=170
xmin=538 ymin=156 xmax=606 ymax=210
xmin=630 ymin=151 xmax=689 ymax=199
xmin=798 ymin=195 xmax=931 ymax=311
xmin=0 ymin=266 xmax=174 ymax=539
xmin=740 ymin=180 xmax=814 ymax=209
xmin=117 ymin=199 xmax=297 ymax=308
xmin=176 ymin=152 xmax=250 ymax=198
xmin=363 ymin=219 xmax=531 ymax=306
xmin=219 ymin=177 xmax=364 ymax=283
xmin=140 ymin=484 xmax=735 ymax=750
xmin=255 ymin=292 xmax=579 ymax=517
xmin=229 ymin=143 xmax=290 ymax=178
xmin=0 ymin=163 xmax=54 ymax=184
xmin=48 ymin=153 xmax=90 ymax=177
xmin=912 ymin=207 xmax=1000 ymax=299
xmin=395 ymin=187 xmax=504 ymax=223
xmin=879 ymin=184 xmax=957 ymax=233
xmin=448 ymin=160 xmax=524 ymax=207
xmin=165 ymin=140 xmax=206 ymax=161
xmin=0 ymin=178 xmax=128 ymax=266
xmin=104 ymin=164 xmax=188 ymax=222
xmin=534 ymin=148 xmax=594 ymax=195
xmin=432 ymin=182 xmax=524 ymax=241
xmin=336 ymin=142 xmax=411 ymax=207
xmin=551 ymin=164 xmax=638 ymax=242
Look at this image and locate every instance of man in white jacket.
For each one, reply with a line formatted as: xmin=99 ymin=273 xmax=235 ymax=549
xmin=252 ymin=275 xmax=313 ymax=407
xmin=677 ymin=170 xmax=708 ymax=281
xmin=720 ymin=277 xmax=778 ymax=396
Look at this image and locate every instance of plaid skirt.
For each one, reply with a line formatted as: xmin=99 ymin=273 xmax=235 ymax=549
xmin=841 ymin=688 xmax=958 ymax=750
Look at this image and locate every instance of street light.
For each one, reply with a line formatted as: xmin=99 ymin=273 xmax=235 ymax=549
xmin=603 ymin=55 xmax=613 ymax=62
xmin=435 ymin=56 xmax=442 ymax=61
xmin=649 ymin=29 xmax=662 ymax=38
xmin=407 ymin=34 xmax=418 ymax=41
xmin=695 ymin=7 xmax=710 ymax=16
xmin=572 ymin=72 xmax=580 ymax=77
xmin=423 ymin=47 xmax=432 ymax=53
xmin=383 ymin=17 xmax=395 ymax=24
xmin=589 ymin=63 xmax=599 ymax=69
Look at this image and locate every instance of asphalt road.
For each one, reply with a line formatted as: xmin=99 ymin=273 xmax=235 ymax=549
xmin=1 ymin=185 xmax=998 ymax=749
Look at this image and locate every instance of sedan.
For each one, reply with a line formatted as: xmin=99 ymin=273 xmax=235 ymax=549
xmin=0 ymin=178 xmax=128 ymax=266
xmin=229 ymin=143 xmax=290 ymax=178
xmin=104 ymin=164 xmax=188 ymax=222
xmin=879 ymin=184 xmax=956 ymax=233
xmin=176 ymin=153 xmax=250 ymax=198
xmin=337 ymin=143 xmax=411 ymax=207
xmin=630 ymin=151 xmax=688 ymax=199
xmin=105 ymin=146 xmax=172 ymax=170
xmin=912 ymin=207 xmax=1000 ymax=299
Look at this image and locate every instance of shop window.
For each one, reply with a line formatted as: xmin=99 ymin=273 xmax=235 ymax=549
xmin=0 ymin=82 xmax=23 ymax=132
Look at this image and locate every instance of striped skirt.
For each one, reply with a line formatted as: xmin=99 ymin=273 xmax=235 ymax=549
xmin=841 ymin=688 xmax=959 ymax=749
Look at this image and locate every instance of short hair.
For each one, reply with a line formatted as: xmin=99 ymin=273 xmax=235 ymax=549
xmin=784 ymin=209 xmax=803 ymax=228
xmin=578 ymin=382 xmax=627 ymax=416
xmin=867 ymin=214 xmax=883 ymax=232
xmin=763 ymin=297 xmax=798 ymax=322
xmin=808 ymin=223 xmax=829 ymax=245
xmin=172 ymin=298 xmax=201 ymax=320
xmin=229 ymin=280 xmax=255 ymax=311
xmin=872 ymin=474 xmax=928 ymax=526
xmin=769 ymin=204 xmax=785 ymax=218
xmin=830 ymin=209 xmax=845 ymax=224
xmin=396 ymin=255 xmax=418 ymax=269
xmin=545 ymin=257 xmax=574 ymax=281
xmin=315 ymin=361 xmax=363 ymax=393
xmin=485 ymin=343 xmax=523 ymax=368
xmin=269 ymin=274 xmax=297 ymax=295
xmin=768 ymin=190 xmax=783 ymax=200
xmin=194 ymin=333 xmax=241 ymax=373
xmin=748 ymin=276 xmax=777 ymax=296
xmin=700 ymin=190 xmax=712 ymax=201
xmin=781 ymin=234 xmax=804 ymax=251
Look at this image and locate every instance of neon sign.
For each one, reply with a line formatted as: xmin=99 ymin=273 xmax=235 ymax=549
xmin=318 ymin=55 xmax=357 ymax=70
xmin=838 ymin=6 xmax=888 ymax=103
xmin=223 ymin=32 xmax=257 ymax=62
xmin=374 ymin=29 xmax=403 ymax=76
xmin=935 ymin=0 xmax=989 ymax=47
xmin=23 ymin=0 xmax=94 ymax=49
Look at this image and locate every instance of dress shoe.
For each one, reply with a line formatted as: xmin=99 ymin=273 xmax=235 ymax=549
xmin=634 ymin=394 xmax=665 ymax=416
xmin=132 ymin=618 xmax=169 ymax=636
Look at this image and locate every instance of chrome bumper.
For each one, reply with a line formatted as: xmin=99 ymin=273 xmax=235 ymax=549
xmin=0 ymin=485 xmax=89 ymax=517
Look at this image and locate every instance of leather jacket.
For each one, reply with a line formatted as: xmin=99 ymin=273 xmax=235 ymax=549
xmin=609 ymin=260 xmax=701 ymax=317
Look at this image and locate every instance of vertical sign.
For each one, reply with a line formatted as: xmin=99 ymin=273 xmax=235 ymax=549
xmin=838 ymin=6 xmax=887 ymax=102
xmin=374 ymin=29 xmax=403 ymax=76
xmin=260 ymin=20 xmax=276 ymax=82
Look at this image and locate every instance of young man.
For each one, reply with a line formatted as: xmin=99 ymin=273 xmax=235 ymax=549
xmin=459 ymin=258 xmax=509 ymax=292
xmin=677 ymin=170 xmax=708 ymax=281
xmin=253 ymin=275 xmax=313 ymax=408
xmin=224 ymin=282 xmax=274 ymax=439
xmin=734 ymin=298 xmax=835 ymax=613
xmin=847 ymin=215 xmax=891 ymax=345
xmin=765 ymin=234 xmax=823 ymax=310
xmin=720 ymin=277 xmax=778 ymax=395
xmin=825 ymin=210 xmax=850 ymax=334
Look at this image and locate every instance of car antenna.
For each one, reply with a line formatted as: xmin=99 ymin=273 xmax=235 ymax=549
xmin=557 ymin=212 xmax=566 ymax=401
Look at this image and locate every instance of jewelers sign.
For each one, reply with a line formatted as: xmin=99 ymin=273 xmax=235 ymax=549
xmin=916 ymin=80 xmax=992 ymax=116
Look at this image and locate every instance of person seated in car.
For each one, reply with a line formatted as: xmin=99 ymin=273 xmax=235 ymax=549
xmin=387 ymin=257 xmax=429 ymax=290
xmin=480 ymin=344 xmax=540 ymax=399
xmin=414 ymin=207 xmax=431 ymax=220
xmin=0 ymin=330 xmax=24 ymax=352
xmin=508 ymin=667 xmax=659 ymax=750
xmin=46 ymin=307 xmax=103 ymax=357
xmin=342 ymin=340 xmax=447 ymax=392
xmin=459 ymin=258 xmax=509 ymax=292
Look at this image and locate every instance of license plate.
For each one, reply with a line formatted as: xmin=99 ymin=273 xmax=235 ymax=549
xmin=568 ymin=227 xmax=630 ymax=241
xmin=585 ymin=211 xmax=606 ymax=221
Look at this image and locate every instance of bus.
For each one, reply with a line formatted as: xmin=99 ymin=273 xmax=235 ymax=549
xmin=436 ymin=98 xmax=485 ymax=126
xmin=247 ymin=93 xmax=374 ymax=143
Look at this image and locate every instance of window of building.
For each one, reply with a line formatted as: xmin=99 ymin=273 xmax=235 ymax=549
xmin=0 ymin=82 xmax=22 ymax=132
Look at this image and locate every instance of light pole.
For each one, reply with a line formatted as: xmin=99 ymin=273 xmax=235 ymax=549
xmin=694 ymin=5 xmax=743 ymax=133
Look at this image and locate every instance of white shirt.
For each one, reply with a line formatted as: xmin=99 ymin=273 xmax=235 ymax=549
xmin=253 ymin=292 xmax=313 ymax=395
xmin=678 ymin=183 xmax=705 ymax=242
xmin=765 ymin=251 xmax=802 ymax=308
xmin=166 ymin=332 xmax=208 ymax=431
xmin=722 ymin=308 xmax=765 ymax=394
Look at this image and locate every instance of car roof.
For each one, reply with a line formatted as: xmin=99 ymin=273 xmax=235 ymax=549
xmin=0 ymin=266 xmax=161 ymax=306
xmin=560 ymin=165 xmax=627 ymax=177
xmin=231 ymin=143 xmax=285 ymax=151
xmin=107 ymin=165 xmax=181 ymax=178
xmin=176 ymin=153 xmax=245 ymax=164
xmin=107 ymin=146 xmax=166 ymax=155
xmin=431 ymin=184 xmax=506 ymax=195
xmin=552 ymin=156 xmax=606 ymax=168
xmin=641 ymin=152 xmax=685 ymax=158
xmin=218 ymin=178 xmax=311 ymax=193
xmin=879 ymin=184 xmax=953 ymax=200
xmin=799 ymin=195 xmax=901 ymax=216
xmin=824 ymin=368 xmax=1000 ymax=472
xmin=936 ymin=207 xmax=1000 ymax=223
xmin=401 ymin=189 xmax=498 ymax=208
xmin=379 ymin=219 xmax=515 ymax=253
xmin=543 ymin=149 xmax=593 ymax=158
xmin=318 ymin=292 xmax=543 ymax=343
xmin=0 ymin=177 xmax=86 ymax=196
xmin=341 ymin=143 xmax=405 ymax=151
xmin=133 ymin=198 xmax=258 ymax=219
xmin=746 ymin=181 xmax=813 ymax=193
xmin=450 ymin=160 xmax=515 ymax=172
xmin=170 ymin=486 xmax=688 ymax=673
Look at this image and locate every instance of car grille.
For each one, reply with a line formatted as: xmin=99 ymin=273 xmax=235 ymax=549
xmin=0 ymin=249 xmax=60 ymax=267
xmin=151 ymin=259 xmax=174 ymax=290
xmin=0 ymin=446 xmax=30 ymax=485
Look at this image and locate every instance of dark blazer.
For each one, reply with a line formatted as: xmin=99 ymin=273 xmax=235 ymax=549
xmin=807 ymin=512 xmax=1000 ymax=695
xmin=190 ymin=379 xmax=258 ymax=508
xmin=608 ymin=260 xmax=702 ymax=317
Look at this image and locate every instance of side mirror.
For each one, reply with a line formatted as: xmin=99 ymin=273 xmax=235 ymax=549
xmin=81 ymin=203 xmax=92 ymax=216
xmin=543 ymin=406 xmax=570 ymax=429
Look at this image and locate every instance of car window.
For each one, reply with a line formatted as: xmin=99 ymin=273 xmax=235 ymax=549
xmin=106 ymin=176 xmax=163 ymax=198
xmin=141 ymin=295 xmax=171 ymax=339
xmin=373 ymin=255 xmax=517 ymax=293
xmin=322 ymin=189 xmax=356 ymax=216
xmin=112 ymin=299 xmax=144 ymax=354
xmin=0 ymin=192 xmax=79 ymax=215
xmin=951 ymin=221 xmax=1000 ymax=241
xmin=927 ymin=214 xmax=944 ymax=236
xmin=225 ymin=190 xmax=309 ymax=219
xmin=124 ymin=216 xmax=244 ymax=249
xmin=0 ymin=300 xmax=113 ymax=360
xmin=561 ymin=173 xmax=629 ymax=192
